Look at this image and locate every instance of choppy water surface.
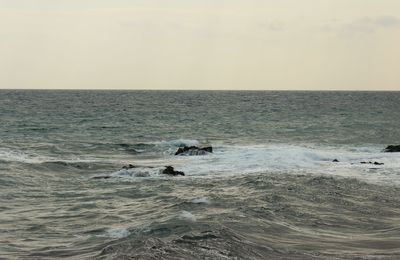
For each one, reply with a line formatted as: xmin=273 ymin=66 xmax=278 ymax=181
xmin=1 ymin=90 xmax=400 ymax=259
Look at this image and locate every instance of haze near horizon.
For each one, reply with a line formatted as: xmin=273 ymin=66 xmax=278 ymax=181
xmin=0 ymin=0 xmax=399 ymax=90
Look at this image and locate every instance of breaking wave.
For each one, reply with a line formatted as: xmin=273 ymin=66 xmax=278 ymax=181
xmin=97 ymin=143 xmax=400 ymax=185
xmin=0 ymin=148 xmax=43 ymax=164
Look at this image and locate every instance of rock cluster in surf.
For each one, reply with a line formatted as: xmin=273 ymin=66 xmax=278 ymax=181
xmin=331 ymin=144 xmax=398 ymax=165
xmin=162 ymin=166 xmax=185 ymax=176
xmin=96 ymin=143 xmax=400 ymax=180
xmin=175 ymin=146 xmax=213 ymax=156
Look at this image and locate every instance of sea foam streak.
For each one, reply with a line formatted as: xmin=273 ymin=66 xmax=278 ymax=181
xmin=110 ymin=167 xmax=162 ymax=179
xmin=105 ymin=228 xmax=131 ymax=239
xmin=0 ymin=148 xmax=40 ymax=163
xmin=0 ymin=147 xmax=114 ymax=166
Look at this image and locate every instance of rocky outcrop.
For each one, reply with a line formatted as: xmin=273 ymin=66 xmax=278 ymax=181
xmin=162 ymin=166 xmax=185 ymax=176
xmin=175 ymin=146 xmax=213 ymax=156
xmin=384 ymin=145 xmax=400 ymax=153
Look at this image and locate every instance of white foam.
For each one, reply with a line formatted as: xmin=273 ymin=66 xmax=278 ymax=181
xmin=0 ymin=148 xmax=41 ymax=163
xmin=149 ymin=139 xmax=202 ymax=156
xmin=179 ymin=211 xmax=197 ymax=222
xmin=173 ymin=144 xmax=400 ymax=184
xmin=0 ymin=147 xmax=103 ymax=165
xmin=110 ymin=167 xmax=161 ymax=179
xmin=176 ymin=144 xmax=326 ymax=176
xmin=106 ymin=143 xmax=400 ymax=184
xmin=105 ymin=228 xmax=130 ymax=239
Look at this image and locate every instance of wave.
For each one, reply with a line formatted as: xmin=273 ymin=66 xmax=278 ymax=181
xmin=179 ymin=211 xmax=197 ymax=222
xmin=105 ymin=228 xmax=131 ymax=239
xmin=99 ymin=143 xmax=400 ymax=184
xmin=0 ymin=148 xmax=107 ymax=171
xmin=191 ymin=197 xmax=211 ymax=205
xmin=80 ymin=140 xmax=199 ymax=155
xmin=151 ymin=139 xmax=200 ymax=148
xmin=0 ymin=148 xmax=43 ymax=164
xmin=81 ymin=142 xmax=152 ymax=154
xmin=108 ymin=167 xmax=164 ymax=179
xmin=0 ymin=139 xmax=199 ymax=165
xmin=176 ymin=144 xmax=400 ymax=181
xmin=38 ymin=161 xmax=100 ymax=170
xmin=4 ymin=142 xmax=400 ymax=184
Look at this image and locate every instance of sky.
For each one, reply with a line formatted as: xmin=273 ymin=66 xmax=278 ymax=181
xmin=0 ymin=0 xmax=399 ymax=90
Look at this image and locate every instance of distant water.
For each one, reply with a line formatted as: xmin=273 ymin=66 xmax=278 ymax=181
xmin=1 ymin=90 xmax=400 ymax=259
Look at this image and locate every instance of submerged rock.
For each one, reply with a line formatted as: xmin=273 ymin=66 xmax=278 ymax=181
xmin=162 ymin=166 xmax=185 ymax=176
xmin=122 ymin=164 xmax=137 ymax=169
xmin=332 ymin=159 xmax=340 ymax=163
xmin=92 ymin=176 xmax=111 ymax=180
xmin=384 ymin=145 xmax=400 ymax=153
xmin=175 ymin=146 xmax=213 ymax=156
xmin=360 ymin=161 xmax=384 ymax=165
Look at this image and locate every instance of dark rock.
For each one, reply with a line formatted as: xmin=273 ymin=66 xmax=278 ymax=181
xmin=360 ymin=161 xmax=384 ymax=165
xmin=122 ymin=164 xmax=137 ymax=169
xmin=162 ymin=166 xmax=185 ymax=176
xmin=92 ymin=176 xmax=111 ymax=180
xmin=384 ymin=145 xmax=400 ymax=153
xmin=332 ymin=159 xmax=339 ymax=163
xmin=175 ymin=146 xmax=213 ymax=156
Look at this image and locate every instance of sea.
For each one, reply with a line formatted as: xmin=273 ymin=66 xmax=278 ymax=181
xmin=1 ymin=90 xmax=400 ymax=259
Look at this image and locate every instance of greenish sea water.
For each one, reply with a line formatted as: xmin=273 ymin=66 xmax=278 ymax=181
xmin=1 ymin=90 xmax=400 ymax=259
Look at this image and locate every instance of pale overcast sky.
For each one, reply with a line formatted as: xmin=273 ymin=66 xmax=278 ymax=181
xmin=0 ymin=0 xmax=399 ymax=90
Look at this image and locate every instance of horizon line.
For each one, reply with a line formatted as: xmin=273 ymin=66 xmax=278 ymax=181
xmin=0 ymin=88 xmax=399 ymax=92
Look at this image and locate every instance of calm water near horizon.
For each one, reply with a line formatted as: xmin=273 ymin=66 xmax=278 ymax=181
xmin=1 ymin=90 xmax=400 ymax=259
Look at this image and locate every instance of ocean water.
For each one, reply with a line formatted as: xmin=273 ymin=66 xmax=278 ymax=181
xmin=1 ymin=90 xmax=400 ymax=259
